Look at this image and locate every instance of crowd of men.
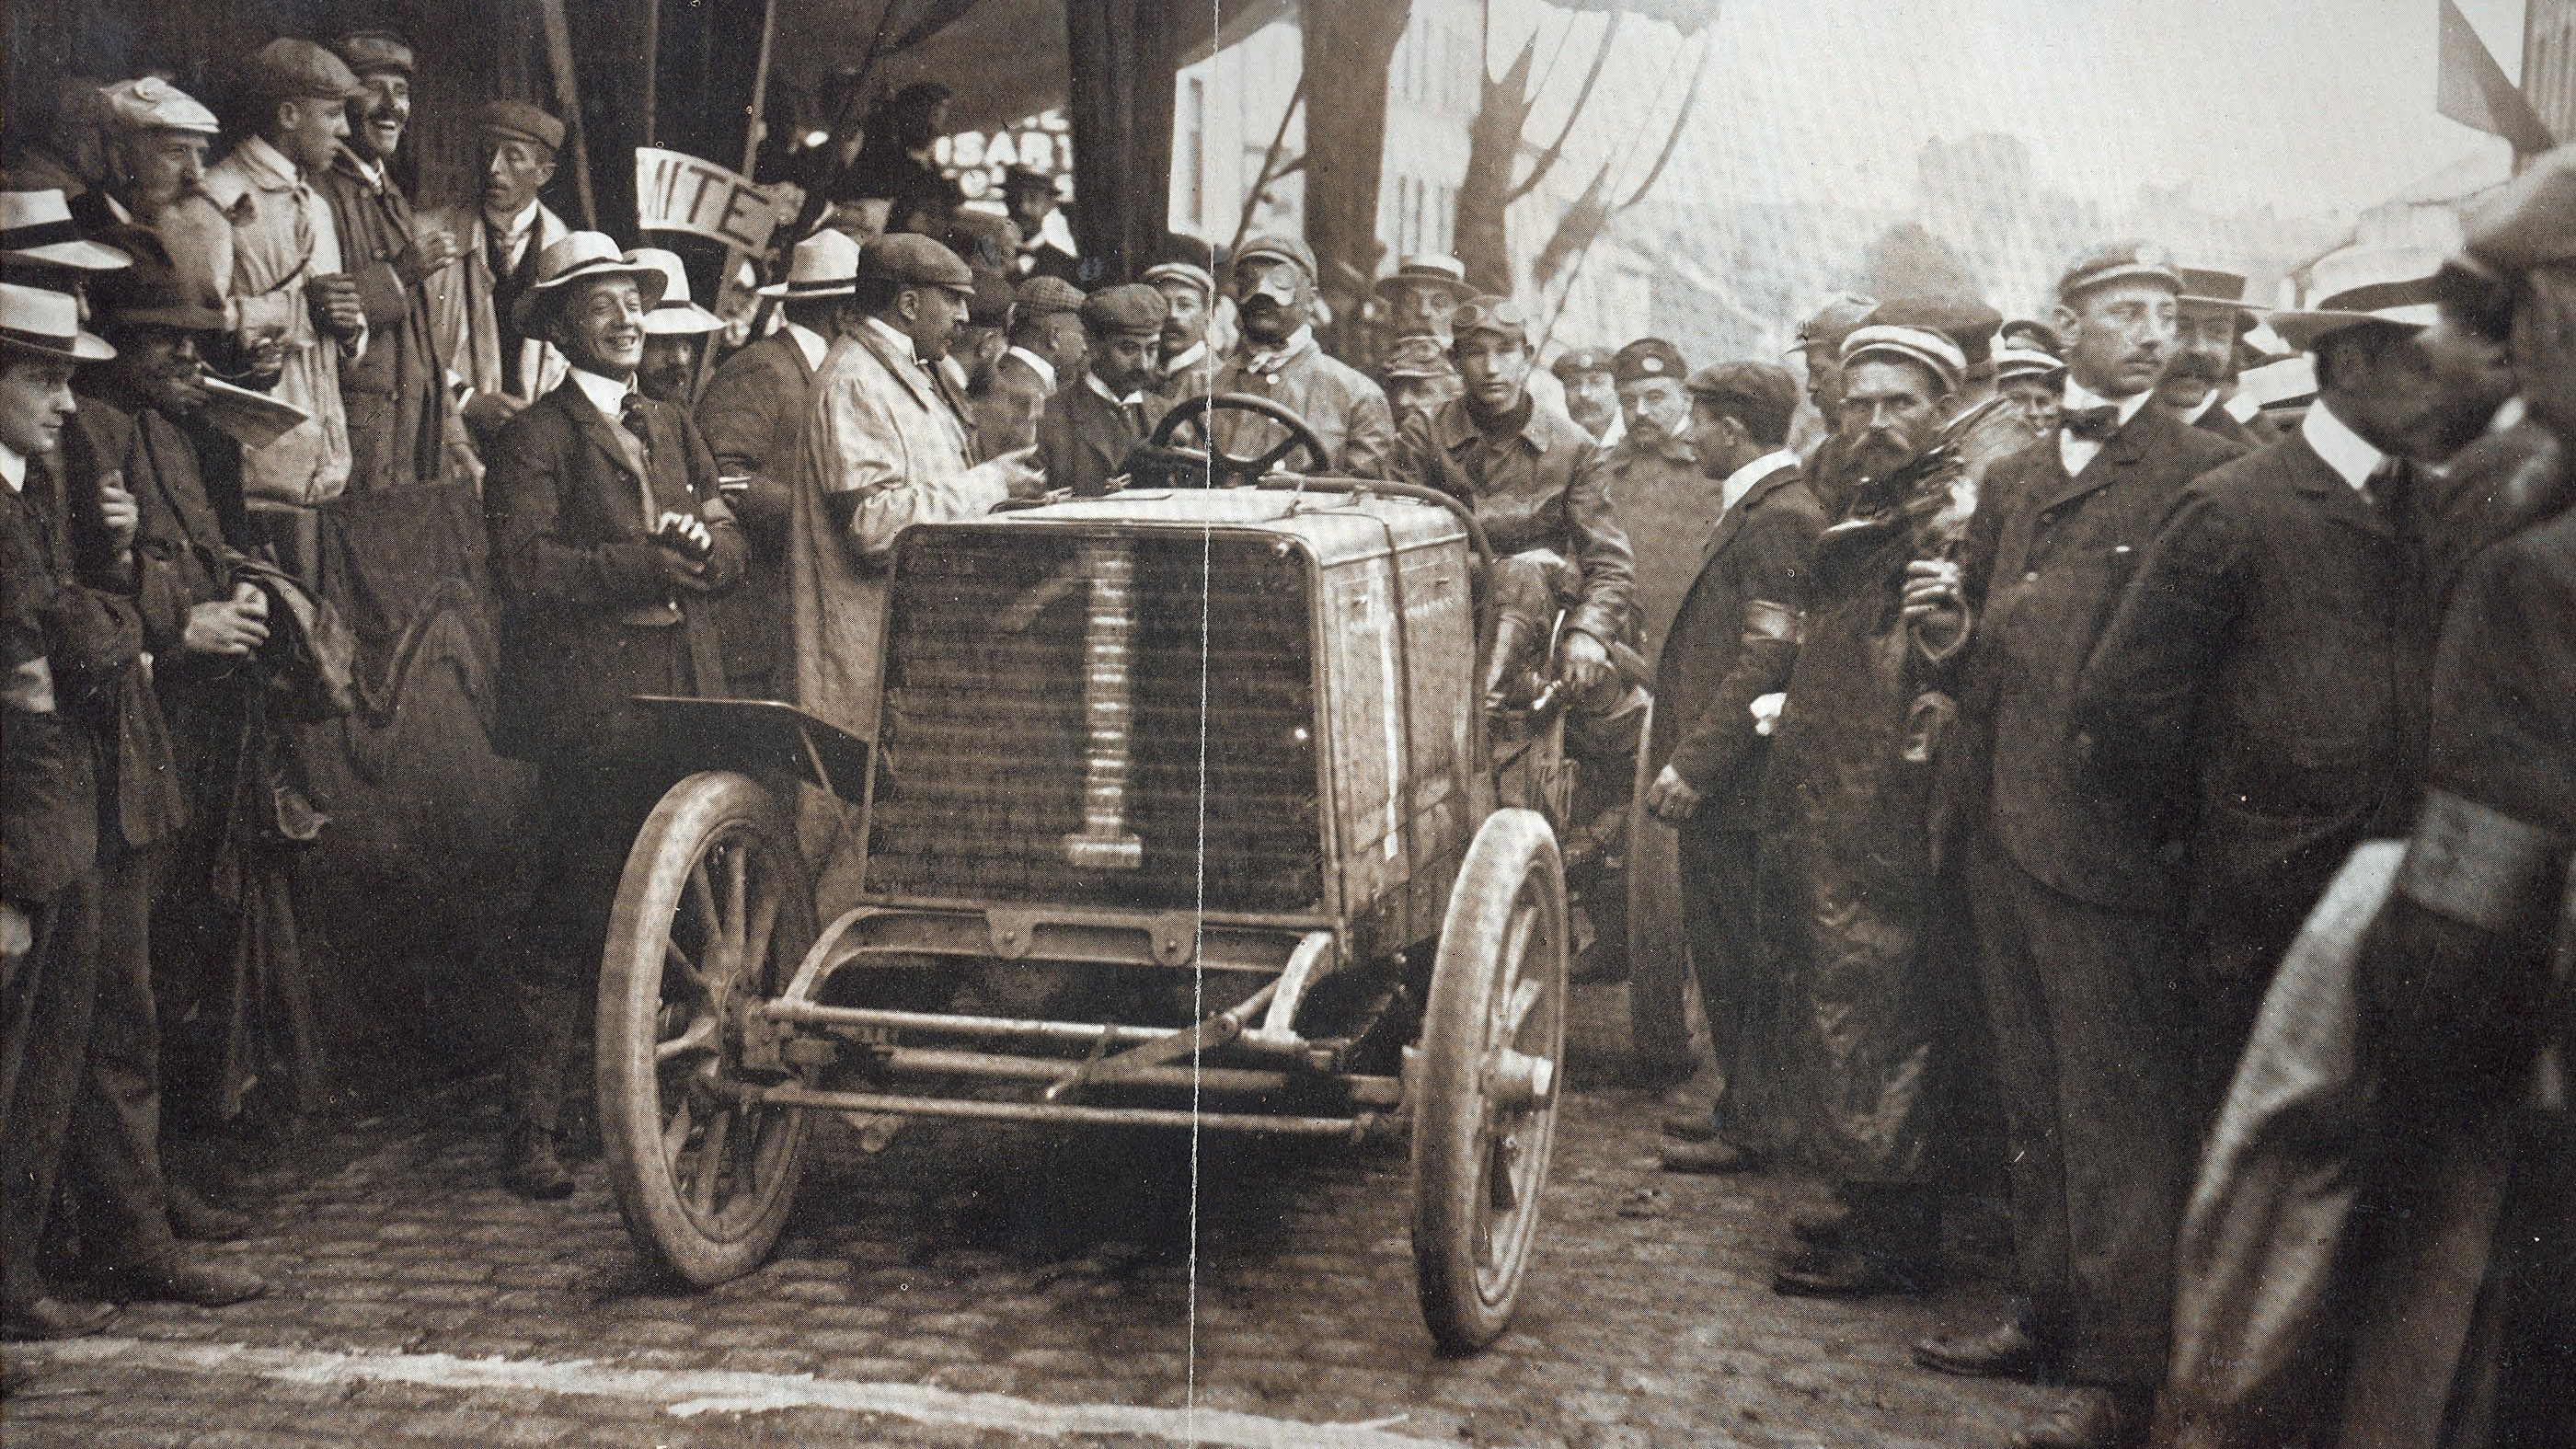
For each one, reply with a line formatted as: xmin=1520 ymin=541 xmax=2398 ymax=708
xmin=3 ymin=26 xmax=2571 ymax=1449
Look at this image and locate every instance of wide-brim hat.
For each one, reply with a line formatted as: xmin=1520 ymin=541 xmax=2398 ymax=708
xmin=758 ymin=230 xmax=860 ymax=300
xmin=3 ymin=190 xmax=132 ymax=271
xmin=630 ymin=247 xmax=725 ymax=335
xmin=1 ymin=282 xmax=116 ymax=362
xmin=2271 ymin=245 xmax=2443 ymax=351
xmin=511 ymin=232 xmax=669 ymax=331
xmin=1373 ymin=254 xmax=1471 ymax=304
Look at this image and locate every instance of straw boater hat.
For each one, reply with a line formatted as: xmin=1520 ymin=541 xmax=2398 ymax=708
xmin=1 ymin=282 xmax=116 ymax=362
xmin=2270 ymin=246 xmax=2444 ymax=351
xmin=511 ymin=232 xmax=668 ymax=332
xmin=632 ymin=248 xmax=724 ymax=335
xmin=2 ymin=190 xmax=132 ymax=271
xmin=758 ymin=230 xmax=860 ymax=301
xmin=1372 ymin=253 xmax=1471 ymax=305
xmin=1838 ymin=322 xmax=1968 ymax=394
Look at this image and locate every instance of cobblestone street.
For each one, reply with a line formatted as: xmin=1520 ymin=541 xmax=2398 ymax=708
xmin=4 ymin=984 xmax=2057 ymax=1447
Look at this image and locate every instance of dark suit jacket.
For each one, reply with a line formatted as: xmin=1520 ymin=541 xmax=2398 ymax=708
xmin=695 ymin=329 xmax=816 ymax=693
xmin=2075 ymin=427 xmax=2436 ymax=976
xmin=2 ymin=486 xmax=97 ymax=906
xmin=1035 ymin=378 xmax=1170 ymax=498
xmin=1961 ymin=401 xmax=2244 ymax=913
xmin=481 ymin=379 xmax=746 ymax=760
xmin=2192 ymin=400 xmax=2282 ymax=452
xmin=2419 ymin=417 xmax=2566 ymax=618
xmin=1650 ymin=461 xmax=1824 ymax=830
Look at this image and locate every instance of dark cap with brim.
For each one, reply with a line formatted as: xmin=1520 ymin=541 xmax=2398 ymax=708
xmin=1079 ymin=282 xmax=1167 ymax=337
xmin=860 ymin=233 xmax=975 ymax=293
xmin=240 ymin=39 xmax=367 ymax=103
xmin=477 ymin=99 xmax=566 ymax=155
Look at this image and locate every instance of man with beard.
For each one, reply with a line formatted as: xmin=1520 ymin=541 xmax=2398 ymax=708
xmin=1373 ymin=254 xmax=1473 ymax=345
xmin=2077 ymin=247 xmax=2471 ymax=1124
xmin=1211 ymin=235 xmax=1395 ymax=478
xmin=321 ymin=31 xmax=471 ymax=495
xmin=1142 ymin=259 xmax=1217 ymax=401
xmin=1551 ymin=346 xmax=1622 ymax=446
xmin=480 ymin=235 xmax=747 ymax=1197
xmin=421 ymin=102 xmax=570 ymax=449
xmin=2156 ymin=267 xmax=2281 ymax=450
xmin=1907 ymin=243 xmax=2240 ymax=1449
xmin=1377 ymin=335 xmax=1460 ymax=431
xmin=2413 ymin=256 xmax=2567 ymax=616
xmin=633 ymin=249 xmax=724 ymax=404
xmin=1788 ymin=292 xmax=1877 ymax=492
xmin=1587 ymin=339 xmax=1704 ymax=663
xmin=84 ymin=79 xmax=218 ymax=235
xmin=1036 ymin=283 xmax=1169 ymax=498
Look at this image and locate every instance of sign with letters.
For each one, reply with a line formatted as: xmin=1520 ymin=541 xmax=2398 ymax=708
xmin=636 ymin=148 xmax=783 ymax=254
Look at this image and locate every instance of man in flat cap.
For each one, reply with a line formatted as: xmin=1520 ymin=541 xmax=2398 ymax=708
xmin=1375 ymin=334 xmax=1459 ymax=431
xmin=1643 ymin=360 xmax=1823 ymax=1173
xmin=1906 ymin=243 xmax=2243 ymax=1449
xmin=1143 ymin=259 xmax=1217 ymax=401
xmin=422 ymin=101 xmax=571 ymax=449
xmin=83 ymin=78 xmax=218 ymax=236
xmin=2154 ymin=267 xmax=2281 ymax=449
xmin=321 ymin=31 xmax=473 ymax=495
xmin=480 ymin=233 xmax=747 ymax=1197
xmin=1551 ymin=346 xmax=1623 ymax=447
xmin=1212 ymin=235 xmax=1396 ymax=478
xmin=788 ymin=233 xmax=1041 ymax=760
xmin=163 ymin=39 xmax=371 ymax=570
xmin=1036 ymin=283 xmax=1170 ymax=499
xmin=978 ymin=274 xmax=1085 ymax=457
xmin=1003 ymin=166 xmax=1080 ymax=285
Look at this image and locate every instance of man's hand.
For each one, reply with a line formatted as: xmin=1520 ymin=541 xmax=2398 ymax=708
xmin=397 ymin=229 xmax=464 ymax=288
xmin=462 ymin=390 xmax=527 ymax=440
xmin=1901 ymin=558 xmax=1962 ymax=624
xmin=182 ymin=590 xmax=270 ymax=657
xmin=98 ymin=471 xmax=140 ymax=557
xmin=240 ymin=336 xmax=288 ymax=385
xmin=979 ymin=445 xmax=1047 ymax=500
xmin=1643 ymin=765 xmax=1703 ymax=824
xmin=653 ymin=546 xmax=719 ymax=593
xmin=1559 ymin=628 xmax=1612 ymax=692
xmin=311 ymin=274 xmax=366 ymax=339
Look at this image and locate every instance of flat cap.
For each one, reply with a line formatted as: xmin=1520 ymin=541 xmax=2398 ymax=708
xmin=1868 ymin=295 xmax=2001 ymax=367
xmin=1454 ymin=295 xmax=1532 ymax=346
xmin=1000 ymin=165 xmax=1055 ymax=195
xmin=965 ymin=267 xmax=1016 ymax=328
xmin=1233 ymin=234 xmax=1317 ymax=282
xmin=1141 ymin=260 xmax=1215 ymax=297
xmin=1080 ymin=282 xmax=1167 ymax=336
xmin=1792 ymin=292 xmax=1878 ymax=348
xmin=2056 ymin=239 xmax=2181 ymax=302
xmin=1612 ymin=338 xmax=1686 ymax=385
xmin=1997 ymin=317 xmax=2063 ymax=357
xmin=100 ymin=76 xmax=219 ymax=136
xmin=1684 ymin=359 xmax=1800 ymax=419
xmin=477 ymin=99 xmax=565 ymax=155
xmin=240 ymin=38 xmax=366 ymax=103
xmin=1014 ymin=273 xmax=1086 ymax=317
xmin=1840 ymin=323 xmax=1966 ymax=392
xmin=2461 ymin=144 xmax=2576 ymax=279
xmin=860 ymin=233 xmax=974 ymax=293
xmin=1379 ymin=334 xmax=1455 ymax=380
xmin=331 ymin=29 xmax=415 ymax=77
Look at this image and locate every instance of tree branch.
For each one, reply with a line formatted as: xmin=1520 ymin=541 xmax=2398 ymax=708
xmin=1616 ymin=32 xmax=1710 ymax=212
xmin=1506 ymin=12 xmax=1624 ymax=203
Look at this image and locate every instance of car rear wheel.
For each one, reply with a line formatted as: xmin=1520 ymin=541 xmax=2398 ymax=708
xmin=1412 ymin=807 xmax=1568 ymax=1352
xmin=598 ymin=771 xmax=817 ymax=1287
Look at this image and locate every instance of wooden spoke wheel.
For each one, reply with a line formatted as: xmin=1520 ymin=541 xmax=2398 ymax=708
xmin=598 ymin=771 xmax=818 ymax=1286
xmin=1412 ymin=808 xmax=1569 ymax=1352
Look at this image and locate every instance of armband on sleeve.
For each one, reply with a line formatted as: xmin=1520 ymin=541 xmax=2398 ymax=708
xmin=2393 ymin=788 xmax=2570 ymax=936
xmin=1741 ymin=599 xmax=1802 ymax=647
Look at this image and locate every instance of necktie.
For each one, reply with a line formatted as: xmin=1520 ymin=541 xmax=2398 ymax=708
xmin=2362 ymin=457 xmax=2411 ymax=518
xmin=2063 ymin=405 xmax=2122 ymax=442
xmin=619 ymin=392 xmax=662 ymax=528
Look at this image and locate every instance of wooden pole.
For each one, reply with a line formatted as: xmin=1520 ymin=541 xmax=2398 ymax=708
xmin=641 ymin=0 xmax=661 ymax=149
xmin=538 ymin=0 xmax=598 ymax=230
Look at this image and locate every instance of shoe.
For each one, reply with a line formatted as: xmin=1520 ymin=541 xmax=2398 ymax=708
xmin=167 ymin=1182 xmax=251 ymax=1242
xmin=1787 ymin=1202 xmax=1849 ymax=1247
xmin=1913 ymin=1315 xmax=2062 ymax=1381
xmin=2014 ymin=1388 xmax=2149 ymax=1449
xmin=501 ymin=1133 xmax=575 ymax=1200
xmin=1660 ymin=1139 xmax=1764 ymax=1174
xmin=1770 ymin=1244 xmax=1931 ymax=1298
xmin=1 ymin=1295 xmax=120 ymax=1340
xmin=98 ymin=1253 xmax=267 ymax=1307
xmin=1661 ymin=1109 xmax=1719 ymax=1142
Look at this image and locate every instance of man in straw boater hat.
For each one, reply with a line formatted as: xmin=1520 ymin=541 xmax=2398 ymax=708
xmin=2155 ymin=265 xmax=2282 ymax=450
xmin=1903 ymin=241 xmax=2244 ymax=1449
xmin=421 ymin=100 xmax=572 ymax=447
xmin=696 ymin=229 xmax=863 ymax=702
xmin=479 ymin=234 xmax=748 ymax=1198
xmin=1373 ymin=251 xmax=1473 ymax=344
xmin=631 ymin=249 xmax=726 ymax=406
xmin=1 ymin=279 xmax=268 ymax=1340
xmin=1035 ymin=282 xmax=1173 ymax=499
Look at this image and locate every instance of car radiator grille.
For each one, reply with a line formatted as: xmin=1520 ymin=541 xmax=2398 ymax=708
xmin=867 ymin=530 xmax=1321 ymax=912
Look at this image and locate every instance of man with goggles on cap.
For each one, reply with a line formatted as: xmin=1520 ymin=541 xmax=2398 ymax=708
xmin=1209 ymin=235 xmax=1396 ymax=478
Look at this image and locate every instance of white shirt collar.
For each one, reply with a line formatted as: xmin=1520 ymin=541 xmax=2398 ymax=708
xmin=1005 ymin=345 xmax=1058 ymax=392
xmin=348 ymin=151 xmax=386 ymax=189
xmin=1718 ymin=449 xmax=1800 ymax=515
xmin=2180 ymin=391 xmax=2221 ymax=425
xmin=1592 ymin=411 xmax=1627 ymax=449
xmin=2302 ymin=399 xmax=2386 ymax=493
xmin=240 ymin=133 xmax=305 ymax=186
xmin=1024 ymin=209 xmax=1079 ymax=257
xmin=1161 ymin=339 xmax=1207 ymax=376
xmin=490 ymin=200 xmax=541 ymax=250
xmin=0 ymin=443 xmax=27 ymax=494
xmin=1240 ymin=325 xmax=1315 ymax=373
xmin=1087 ymin=371 xmax=1144 ymax=408
xmin=569 ymin=366 xmax=635 ymax=419
xmin=2224 ymin=389 xmax=2263 ymax=423
xmin=2063 ymin=376 xmax=2155 ymax=427
xmin=784 ymin=321 xmax=828 ymax=374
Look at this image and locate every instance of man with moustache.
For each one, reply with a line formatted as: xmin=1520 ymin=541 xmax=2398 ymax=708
xmin=2156 ymin=267 xmax=2281 ymax=450
xmin=1587 ymin=339 xmax=1704 ymax=664
xmin=1905 ymin=244 xmax=2243 ymax=1449
xmin=1551 ymin=347 xmax=1623 ymax=446
xmin=479 ymin=235 xmax=747 ymax=1197
xmin=1035 ymin=283 xmax=1171 ymax=498
xmin=1376 ymin=335 xmax=1461 ymax=431
xmin=631 ymin=249 xmax=725 ymax=405
xmin=421 ymin=102 xmax=571 ymax=449
xmin=82 ymin=79 xmax=219 ymax=235
xmin=1788 ymin=292 xmax=1877 ymax=498
xmin=1373 ymin=254 xmax=1473 ymax=345
xmin=1143 ymin=259 xmax=1218 ymax=401
xmin=320 ymin=31 xmax=472 ymax=494
xmin=1211 ymin=236 xmax=1396 ymax=478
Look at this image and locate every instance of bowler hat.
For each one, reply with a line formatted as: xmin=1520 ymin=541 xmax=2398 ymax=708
xmin=2 ymin=190 xmax=132 ymax=271
xmin=759 ymin=231 xmax=860 ymax=300
xmin=1 ymin=282 xmax=115 ymax=362
xmin=512 ymin=232 xmax=668 ymax=331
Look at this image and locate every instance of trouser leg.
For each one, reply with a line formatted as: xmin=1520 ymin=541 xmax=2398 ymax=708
xmin=1966 ymin=834 xmax=2069 ymax=1332
xmin=65 ymin=845 xmax=177 ymax=1267
xmin=1 ymin=875 xmax=101 ymax=1308
xmin=1679 ymin=825 xmax=1765 ymax=1127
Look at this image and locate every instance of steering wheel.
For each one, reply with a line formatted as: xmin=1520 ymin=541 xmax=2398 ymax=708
xmin=1139 ymin=392 xmax=1331 ymax=488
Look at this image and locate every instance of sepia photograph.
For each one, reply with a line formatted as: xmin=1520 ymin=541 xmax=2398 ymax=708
xmin=0 ymin=0 xmax=2570 ymax=1444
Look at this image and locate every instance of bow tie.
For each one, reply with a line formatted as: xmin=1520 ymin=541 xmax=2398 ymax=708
xmin=2063 ymin=406 xmax=2122 ymax=442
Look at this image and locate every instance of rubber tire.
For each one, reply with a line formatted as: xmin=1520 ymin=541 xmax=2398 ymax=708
xmin=1412 ymin=807 xmax=1569 ymax=1353
xmin=1625 ymin=698 xmax=1697 ymax=1077
xmin=598 ymin=770 xmax=818 ymax=1287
